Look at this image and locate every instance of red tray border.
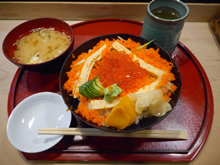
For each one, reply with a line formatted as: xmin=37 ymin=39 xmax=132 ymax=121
xmin=7 ymin=18 xmax=214 ymax=162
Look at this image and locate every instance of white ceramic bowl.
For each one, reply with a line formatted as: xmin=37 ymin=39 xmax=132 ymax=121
xmin=6 ymin=92 xmax=72 ymax=153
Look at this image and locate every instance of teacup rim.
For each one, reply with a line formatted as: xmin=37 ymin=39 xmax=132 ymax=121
xmin=147 ymin=0 xmax=189 ymax=23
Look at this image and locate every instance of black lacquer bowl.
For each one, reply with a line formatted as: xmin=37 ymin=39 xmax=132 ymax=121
xmin=60 ymin=33 xmax=181 ymax=133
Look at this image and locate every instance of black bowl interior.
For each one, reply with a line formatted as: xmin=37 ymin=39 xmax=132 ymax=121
xmin=60 ymin=33 xmax=181 ymax=133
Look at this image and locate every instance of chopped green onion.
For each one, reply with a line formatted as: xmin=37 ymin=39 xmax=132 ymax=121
xmin=117 ymin=36 xmax=125 ymax=41
xmin=137 ymin=39 xmax=155 ymax=50
xmin=33 ymin=28 xmax=40 ymax=32
xmin=13 ymin=40 xmax=19 ymax=46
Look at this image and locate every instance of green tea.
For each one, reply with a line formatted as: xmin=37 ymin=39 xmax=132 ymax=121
xmin=151 ymin=6 xmax=181 ymax=20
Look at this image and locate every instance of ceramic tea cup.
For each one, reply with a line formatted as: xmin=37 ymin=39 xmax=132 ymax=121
xmin=141 ymin=0 xmax=189 ymax=54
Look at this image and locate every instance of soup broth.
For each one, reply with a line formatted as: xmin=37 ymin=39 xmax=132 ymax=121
xmin=13 ymin=28 xmax=71 ymax=64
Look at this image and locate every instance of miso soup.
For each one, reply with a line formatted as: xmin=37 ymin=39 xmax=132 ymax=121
xmin=13 ymin=28 xmax=71 ymax=64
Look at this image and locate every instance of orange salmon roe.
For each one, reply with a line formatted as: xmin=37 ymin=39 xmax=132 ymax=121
xmin=89 ymin=49 xmax=156 ymax=95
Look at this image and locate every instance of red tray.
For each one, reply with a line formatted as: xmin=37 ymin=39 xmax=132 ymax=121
xmin=7 ymin=18 xmax=213 ymax=162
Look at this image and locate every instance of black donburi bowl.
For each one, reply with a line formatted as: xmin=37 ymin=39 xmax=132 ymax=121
xmin=60 ymin=33 xmax=181 ymax=133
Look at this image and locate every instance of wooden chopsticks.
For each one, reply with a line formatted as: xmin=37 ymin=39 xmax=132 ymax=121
xmin=38 ymin=128 xmax=188 ymax=139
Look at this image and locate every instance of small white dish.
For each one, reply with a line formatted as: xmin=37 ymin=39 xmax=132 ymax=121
xmin=6 ymin=92 xmax=72 ymax=153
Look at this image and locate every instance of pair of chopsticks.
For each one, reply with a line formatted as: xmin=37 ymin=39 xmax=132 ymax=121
xmin=38 ymin=128 xmax=188 ymax=139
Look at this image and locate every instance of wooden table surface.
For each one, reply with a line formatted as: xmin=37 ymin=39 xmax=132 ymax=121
xmin=0 ymin=20 xmax=219 ymax=165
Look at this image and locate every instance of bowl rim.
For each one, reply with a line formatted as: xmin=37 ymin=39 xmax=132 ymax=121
xmin=147 ymin=0 xmax=189 ymax=23
xmin=2 ymin=17 xmax=74 ymax=66
xmin=60 ymin=33 xmax=182 ymax=133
